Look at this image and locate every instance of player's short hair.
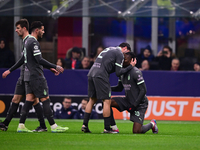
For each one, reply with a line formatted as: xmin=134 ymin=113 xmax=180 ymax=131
xmin=125 ymin=52 xmax=136 ymax=60
xmin=15 ymin=18 xmax=29 ymax=31
xmin=119 ymin=42 xmax=131 ymax=51
xmin=30 ymin=21 xmax=43 ymax=32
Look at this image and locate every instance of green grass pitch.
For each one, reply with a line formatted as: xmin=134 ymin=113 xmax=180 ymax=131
xmin=0 ymin=118 xmax=200 ymax=150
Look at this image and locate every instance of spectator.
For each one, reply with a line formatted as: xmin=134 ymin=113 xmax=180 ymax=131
xmin=155 ymin=45 xmax=175 ymax=70
xmin=139 ymin=60 xmax=150 ymax=71
xmin=0 ymin=38 xmax=15 ymax=68
xmin=194 ymin=62 xmax=200 ymax=71
xmin=56 ymin=58 xmax=66 ymax=69
xmin=90 ymin=46 xmax=104 ymax=63
xmin=65 ymin=47 xmax=83 ymax=69
xmin=54 ymin=97 xmax=77 ymax=119
xmin=136 ymin=45 xmax=154 ymax=68
xmin=74 ymin=98 xmax=98 ymax=119
xmin=171 ymin=58 xmax=180 ymax=71
xmin=79 ymin=56 xmax=91 ymax=69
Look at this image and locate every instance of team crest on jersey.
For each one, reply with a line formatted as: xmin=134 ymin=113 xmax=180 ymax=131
xmin=34 ymin=45 xmax=38 ymax=50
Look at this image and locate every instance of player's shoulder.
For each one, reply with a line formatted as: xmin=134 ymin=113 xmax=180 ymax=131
xmin=27 ymin=36 xmax=39 ymax=44
xmin=132 ymin=66 xmax=142 ymax=75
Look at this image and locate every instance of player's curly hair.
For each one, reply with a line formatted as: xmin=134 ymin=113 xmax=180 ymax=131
xmin=30 ymin=21 xmax=43 ymax=32
xmin=125 ymin=52 xmax=136 ymax=59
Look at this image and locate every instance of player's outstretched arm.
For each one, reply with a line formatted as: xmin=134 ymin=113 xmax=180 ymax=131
xmin=3 ymin=56 xmax=25 ymax=78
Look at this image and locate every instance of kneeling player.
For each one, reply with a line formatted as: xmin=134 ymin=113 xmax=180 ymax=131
xmin=110 ymin=52 xmax=158 ymax=134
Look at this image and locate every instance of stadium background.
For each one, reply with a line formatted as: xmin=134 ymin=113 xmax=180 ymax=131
xmin=0 ymin=0 xmax=200 ymax=121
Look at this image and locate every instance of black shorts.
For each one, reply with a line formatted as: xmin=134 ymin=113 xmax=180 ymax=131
xmin=112 ymin=97 xmax=148 ymax=124
xmin=25 ymin=78 xmax=49 ymax=98
xmin=14 ymin=78 xmax=26 ymax=95
xmin=88 ymin=76 xmax=111 ymax=100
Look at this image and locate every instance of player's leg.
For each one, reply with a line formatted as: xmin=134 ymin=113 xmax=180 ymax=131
xmin=36 ymin=78 xmax=68 ymax=132
xmin=0 ymin=79 xmax=25 ymax=131
xmin=0 ymin=95 xmax=23 ymax=131
xmin=132 ymin=120 xmax=157 ymax=134
xmin=17 ymin=93 xmax=35 ymax=132
xmin=131 ymin=104 xmax=158 ymax=134
xmin=82 ymin=76 xmax=96 ymax=133
xmin=102 ymin=99 xmax=112 ymax=132
xmin=82 ymin=97 xmax=97 ymax=133
xmin=40 ymin=97 xmax=68 ymax=132
xmin=32 ymin=98 xmax=47 ymax=132
xmin=110 ymin=98 xmax=121 ymax=133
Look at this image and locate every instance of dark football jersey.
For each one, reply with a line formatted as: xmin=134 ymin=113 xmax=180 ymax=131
xmin=88 ymin=46 xmax=132 ymax=82
xmin=112 ymin=66 xmax=148 ymax=107
xmin=23 ymin=35 xmax=56 ymax=80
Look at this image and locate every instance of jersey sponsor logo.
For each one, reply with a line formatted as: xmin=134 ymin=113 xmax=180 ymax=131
xmin=34 ymin=45 xmax=38 ymax=50
xmin=93 ymin=62 xmax=101 ymax=68
xmin=123 ymin=84 xmax=131 ymax=90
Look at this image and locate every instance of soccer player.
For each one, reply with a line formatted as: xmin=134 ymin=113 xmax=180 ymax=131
xmin=81 ymin=43 xmax=133 ymax=133
xmin=110 ymin=52 xmax=158 ymax=134
xmin=0 ymin=19 xmax=47 ymax=132
xmin=17 ymin=21 xmax=68 ymax=133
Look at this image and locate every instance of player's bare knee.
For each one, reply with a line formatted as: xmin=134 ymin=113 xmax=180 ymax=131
xmin=133 ymin=129 xmax=141 ymax=134
xmin=12 ymin=95 xmax=22 ymax=103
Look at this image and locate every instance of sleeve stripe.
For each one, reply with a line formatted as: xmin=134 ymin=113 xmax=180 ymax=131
xmin=137 ymin=80 xmax=144 ymax=85
xmin=115 ymin=63 xmax=122 ymax=67
xmin=33 ymin=52 xmax=41 ymax=56
xmin=34 ymin=50 xmax=40 ymax=53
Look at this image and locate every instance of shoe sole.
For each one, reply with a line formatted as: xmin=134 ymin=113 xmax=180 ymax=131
xmin=81 ymin=127 xmax=91 ymax=133
xmin=17 ymin=131 xmax=33 ymax=133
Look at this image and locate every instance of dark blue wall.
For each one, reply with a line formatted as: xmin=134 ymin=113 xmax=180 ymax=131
xmin=0 ymin=69 xmax=199 ymax=96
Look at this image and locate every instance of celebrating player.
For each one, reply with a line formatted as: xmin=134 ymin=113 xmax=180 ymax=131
xmin=110 ymin=52 xmax=158 ymax=134
xmin=82 ymin=43 xmax=133 ymax=133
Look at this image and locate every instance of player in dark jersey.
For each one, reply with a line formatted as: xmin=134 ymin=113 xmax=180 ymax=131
xmin=82 ymin=43 xmax=133 ymax=133
xmin=110 ymin=52 xmax=158 ymax=134
xmin=16 ymin=21 xmax=68 ymax=133
xmin=0 ymin=19 xmax=47 ymax=132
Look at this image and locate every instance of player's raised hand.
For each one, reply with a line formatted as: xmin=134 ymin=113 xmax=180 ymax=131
xmin=56 ymin=65 xmax=64 ymax=73
xmin=130 ymin=58 xmax=137 ymax=67
xmin=50 ymin=68 xmax=60 ymax=76
xmin=2 ymin=70 xmax=11 ymax=78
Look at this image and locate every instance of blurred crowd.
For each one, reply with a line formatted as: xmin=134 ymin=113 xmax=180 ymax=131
xmin=1 ymin=36 xmax=200 ymax=72
xmin=55 ymin=45 xmax=200 ymax=72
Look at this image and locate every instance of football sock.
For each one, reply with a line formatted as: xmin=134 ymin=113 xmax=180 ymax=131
xmin=42 ymin=99 xmax=55 ymax=126
xmin=104 ymin=116 xmax=111 ymax=130
xmin=18 ymin=123 xmax=25 ymax=129
xmin=110 ymin=108 xmax=116 ymax=126
xmin=83 ymin=112 xmax=91 ymax=127
xmin=34 ymin=103 xmax=47 ymax=129
xmin=141 ymin=123 xmax=153 ymax=133
xmin=3 ymin=102 xmax=19 ymax=126
xmin=51 ymin=123 xmax=58 ymax=130
xmin=19 ymin=101 xmax=34 ymax=124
